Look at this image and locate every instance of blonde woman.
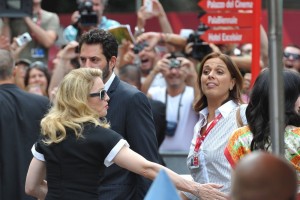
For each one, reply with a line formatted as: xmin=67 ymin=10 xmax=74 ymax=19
xmin=25 ymin=68 xmax=228 ymax=200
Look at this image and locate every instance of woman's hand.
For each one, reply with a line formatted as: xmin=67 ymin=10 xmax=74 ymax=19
xmin=195 ymin=183 xmax=229 ymax=200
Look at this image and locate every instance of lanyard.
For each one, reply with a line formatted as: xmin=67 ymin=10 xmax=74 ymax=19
xmin=193 ymin=113 xmax=222 ymax=154
xmin=165 ymin=87 xmax=185 ymax=122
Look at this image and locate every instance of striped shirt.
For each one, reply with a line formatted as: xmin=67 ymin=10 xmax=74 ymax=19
xmin=184 ymin=101 xmax=247 ymax=199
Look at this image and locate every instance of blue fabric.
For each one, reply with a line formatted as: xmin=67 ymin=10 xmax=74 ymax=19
xmin=63 ymin=16 xmax=120 ymax=42
xmin=144 ymin=170 xmax=181 ymax=200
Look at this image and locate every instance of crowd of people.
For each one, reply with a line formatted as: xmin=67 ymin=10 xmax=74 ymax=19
xmin=1 ymin=0 xmax=300 ymax=200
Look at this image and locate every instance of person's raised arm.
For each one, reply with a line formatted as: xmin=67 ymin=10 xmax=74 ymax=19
xmin=152 ymin=0 xmax=173 ymax=33
xmin=48 ymin=41 xmax=79 ymax=100
xmin=141 ymin=54 xmax=169 ymax=94
xmin=177 ymin=57 xmax=199 ymax=101
xmin=23 ymin=15 xmax=59 ymax=48
xmin=260 ymin=25 xmax=268 ymax=68
xmin=135 ymin=0 xmax=173 ymax=38
xmin=114 ymin=146 xmax=228 ymax=200
xmin=0 ymin=18 xmax=11 ymax=39
xmin=137 ymin=32 xmax=187 ymax=51
xmin=116 ymin=40 xmax=135 ymax=70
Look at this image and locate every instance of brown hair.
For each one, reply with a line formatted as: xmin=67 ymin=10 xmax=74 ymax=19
xmin=194 ymin=52 xmax=243 ymax=112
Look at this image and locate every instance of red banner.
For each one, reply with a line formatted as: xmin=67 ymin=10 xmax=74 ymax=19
xmin=198 ymin=0 xmax=254 ymax=11
xmin=200 ymin=13 xmax=253 ymax=27
xmin=200 ymin=29 xmax=252 ymax=44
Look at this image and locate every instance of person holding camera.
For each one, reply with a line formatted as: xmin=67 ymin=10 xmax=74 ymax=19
xmin=0 ymin=0 xmax=60 ymax=65
xmin=137 ymin=24 xmax=269 ymax=71
xmin=119 ymin=40 xmax=167 ymax=91
xmin=134 ymin=0 xmax=173 ymax=37
xmin=63 ymin=0 xmax=120 ymax=43
xmin=146 ymin=53 xmax=199 ymax=152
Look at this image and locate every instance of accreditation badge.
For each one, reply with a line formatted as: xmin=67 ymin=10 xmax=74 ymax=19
xmin=31 ymin=48 xmax=45 ymax=58
xmin=190 ymin=153 xmax=199 ymax=169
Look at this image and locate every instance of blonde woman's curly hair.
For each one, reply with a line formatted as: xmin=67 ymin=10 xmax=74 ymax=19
xmin=41 ymin=68 xmax=109 ymax=144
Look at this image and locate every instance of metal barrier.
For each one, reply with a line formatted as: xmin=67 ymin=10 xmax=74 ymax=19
xmin=160 ymin=151 xmax=190 ymax=174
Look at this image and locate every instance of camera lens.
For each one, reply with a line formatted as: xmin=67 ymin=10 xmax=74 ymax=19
xmin=169 ymin=58 xmax=181 ymax=69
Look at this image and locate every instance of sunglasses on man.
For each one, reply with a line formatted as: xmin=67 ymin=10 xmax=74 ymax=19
xmin=89 ymin=89 xmax=107 ymax=100
xmin=283 ymin=52 xmax=300 ymax=60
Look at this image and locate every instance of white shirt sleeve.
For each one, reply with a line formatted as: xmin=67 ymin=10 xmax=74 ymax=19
xmin=104 ymin=139 xmax=130 ymax=167
xmin=31 ymin=144 xmax=45 ymax=161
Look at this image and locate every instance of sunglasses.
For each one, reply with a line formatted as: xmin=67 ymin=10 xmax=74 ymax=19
xmin=89 ymin=89 xmax=107 ymax=100
xmin=283 ymin=52 xmax=300 ymax=60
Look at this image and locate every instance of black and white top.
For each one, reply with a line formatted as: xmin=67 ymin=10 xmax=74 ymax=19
xmin=31 ymin=123 xmax=129 ymax=200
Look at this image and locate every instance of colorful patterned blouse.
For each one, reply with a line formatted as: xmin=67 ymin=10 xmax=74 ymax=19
xmin=225 ymin=125 xmax=300 ymax=187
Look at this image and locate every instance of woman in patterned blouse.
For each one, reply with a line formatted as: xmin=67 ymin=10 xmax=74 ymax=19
xmin=225 ymin=69 xmax=300 ymax=192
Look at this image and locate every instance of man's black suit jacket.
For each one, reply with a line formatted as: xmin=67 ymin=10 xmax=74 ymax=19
xmin=0 ymin=84 xmax=50 ymax=200
xmin=98 ymin=76 xmax=159 ymax=200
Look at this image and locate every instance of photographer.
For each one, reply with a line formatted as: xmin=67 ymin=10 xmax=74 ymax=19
xmin=119 ymin=40 xmax=167 ymax=90
xmin=0 ymin=0 xmax=60 ymax=65
xmin=146 ymin=53 xmax=199 ymax=152
xmin=63 ymin=0 xmax=120 ymax=42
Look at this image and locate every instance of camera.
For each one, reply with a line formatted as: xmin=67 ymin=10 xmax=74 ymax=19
xmin=133 ymin=41 xmax=148 ymax=54
xmin=167 ymin=52 xmax=183 ymax=69
xmin=187 ymin=23 xmax=213 ymax=61
xmin=169 ymin=58 xmax=181 ymax=69
xmin=16 ymin=32 xmax=32 ymax=46
xmin=78 ymin=0 xmax=98 ymax=27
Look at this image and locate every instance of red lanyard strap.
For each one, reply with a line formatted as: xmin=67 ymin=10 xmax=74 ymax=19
xmin=193 ymin=113 xmax=222 ymax=154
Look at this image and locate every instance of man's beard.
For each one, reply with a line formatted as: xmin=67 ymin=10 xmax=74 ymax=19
xmin=102 ymin=63 xmax=110 ymax=82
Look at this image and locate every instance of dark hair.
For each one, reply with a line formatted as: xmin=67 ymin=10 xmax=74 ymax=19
xmin=247 ymin=69 xmax=300 ymax=151
xmin=118 ymin=64 xmax=141 ymax=89
xmin=194 ymin=52 xmax=243 ymax=112
xmin=24 ymin=61 xmax=51 ymax=93
xmin=78 ymin=28 xmax=118 ymax=62
xmin=15 ymin=58 xmax=32 ymax=67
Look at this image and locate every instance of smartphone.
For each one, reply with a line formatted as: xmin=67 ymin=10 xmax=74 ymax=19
xmin=143 ymin=0 xmax=153 ymax=12
xmin=16 ymin=32 xmax=32 ymax=46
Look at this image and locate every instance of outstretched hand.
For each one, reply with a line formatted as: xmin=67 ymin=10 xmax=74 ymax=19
xmin=195 ymin=183 xmax=229 ymax=200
